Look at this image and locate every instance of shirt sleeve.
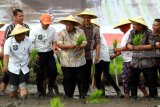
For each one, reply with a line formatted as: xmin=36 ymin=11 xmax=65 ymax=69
xmin=24 ymin=24 xmax=30 ymax=36
xmin=126 ymin=30 xmax=134 ymax=45
xmin=29 ymin=29 xmax=36 ymax=43
xmin=147 ymin=30 xmax=155 ymax=45
xmin=57 ymin=31 xmax=64 ymax=45
xmin=4 ymin=38 xmax=11 ymax=55
xmin=28 ymin=38 xmax=33 ymax=53
xmin=3 ymin=26 xmax=11 ymax=43
xmin=94 ymin=27 xmax=100 ymax=45
xmin=52 ymin=28 xmax=57 ymax=42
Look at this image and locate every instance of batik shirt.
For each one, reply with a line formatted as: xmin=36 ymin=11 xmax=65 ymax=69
xmin=57 ymin=28 xmax=87 ymax=67
xmin=127 ymin=28 xmax=156 ymax=69
xmin=80 ymin=24 xmax=100 ymax=60
xmin=153 ymin=33 xmax=160 ymax=65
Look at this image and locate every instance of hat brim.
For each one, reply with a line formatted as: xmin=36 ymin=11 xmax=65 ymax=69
xmin=0 ymin=23 xmax=5 ymax=28
xmin=129 ymin=19 xmax=147 ymax=27
xmin=77 ymin=14 xmax=97 ymax=19
xmin=113 ymin=23 xmax=131 ymax=29
xmin=41 ymin=21 xmax=51 ymax=25
xmin=10 ymin=29 xmax=30 ymax=36
xmin=60 ymin=20 xmax=80 ymax=26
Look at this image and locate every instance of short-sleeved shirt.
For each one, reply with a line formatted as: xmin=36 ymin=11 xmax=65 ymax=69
xmin=3 ymin=23 xmax=30 ymax=42
xmin=96 ymin=33 xmax=110 ymax=62
xmin=121 ymin=29 xmax=132 ymax=62
xmin=29 ymin=25 xmax=56 ymax=52
xmin=127 ymin=28 xmax=156 ymax=69
xmin=80 ymin=24 xmax=100 ymax=60
xmin=153 ymin=33 xmax=160 ymax=65
xmin=57 ymin=28 xmax=87 ymax=67
xmin=4 ymin=36 xmax=32 ymax=75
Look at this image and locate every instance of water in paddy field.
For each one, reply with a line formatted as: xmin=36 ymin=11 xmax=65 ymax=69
xmin=0 ymin=0 xmax=160 ymax=27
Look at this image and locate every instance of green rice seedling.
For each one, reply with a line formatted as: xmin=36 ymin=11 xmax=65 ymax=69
xmin=86 ymin=90 xmax=110 ymax=104
xmin=132 ymin=33 xmax=143 ymax=46
xmin=30 ymin=48 xmax=38 ymax=62
xmin=76 ymin=35 xmax=86 ymax=46
xmin=0 ymin=60 xmax=3 ymax=71
xmin=113 ymin=39 xmax=118 ymax=48
xmin=56 ymin=62 xmax=63 ymax=75
xmin=29 ymin=48 xmax=38 ymax=68
xmin=50 ymin=97 xmax=64 ymax=107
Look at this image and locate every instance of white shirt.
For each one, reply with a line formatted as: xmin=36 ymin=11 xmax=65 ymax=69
xmin=29 ymin=25 xmax=56 ymax=52
xmin=93 ymin=33 xmax=110 ymax=63
xmin=120 ymin=29 xmax=132 ymax=62
xmin=4 ymin=37 xmax=32 ymax=75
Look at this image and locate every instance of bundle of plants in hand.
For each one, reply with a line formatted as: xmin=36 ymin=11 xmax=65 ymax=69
xmin=50 ymin=97 xmax=64 ymax=107
xmin=86 ymin=90 xmax=109 ymax=104
xmin=29 ymin=48 xmax=38 ymax=68
xmin=113 ymin=39 xmax=118 ymax=48
xmin=76 ymin=35 xmax=86 ymax=46
xmin=132 ymin=33 xmax=143 ymax=46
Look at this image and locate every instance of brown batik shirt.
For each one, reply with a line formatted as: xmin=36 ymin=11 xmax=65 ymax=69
xmin=153 ymin=33 xmax=160 ymax=66
xmin=80 ymin=24 xmax=100 ymax=60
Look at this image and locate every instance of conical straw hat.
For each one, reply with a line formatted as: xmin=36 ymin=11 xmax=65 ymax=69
xmin=77 ymin=8 xmax=97 ymax=19
xmin=113 ymin=19 xmax=131 ymax=29
xmin=59 ymin=15 xmax=80 ymax=26
xmin=0 ymin=22 xmax=5 ymax=28
xmin=129 ymin=16 xmax=147 ymax=27
xmin=9 ymin=24 xmax=30 ymax=36
xmin=91 ymin=19 xmax=100 ymax=28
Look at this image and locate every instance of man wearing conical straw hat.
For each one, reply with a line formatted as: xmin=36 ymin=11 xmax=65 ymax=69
xmin=1 ymin=9 xmax=30 ymax=96
xmin=151 ymin=18 xmax=160 ymax=97
xmin=2 ymin=24 xmax=32 ymax=99
xmin=91 ymin=19 xmax=124 ymax=97
xmin=77 ymin=9 xmax=100 ymax=96
xmin=120 ymin=16 xmax=157 ymax=99
xmin=29 ymin=13 xmax=58 ymax=97
xmin=57 ymin=15 xmax=87 ymax=99
xmin=113 ymin=18 xmax=148 ymax=98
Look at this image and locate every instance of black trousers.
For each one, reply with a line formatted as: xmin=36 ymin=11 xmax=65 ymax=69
xmin=62 ymin=65 xmax=85 ymax=97
xmin=95 ymin=60 xmax=121 ymax=94
xmin=83 ymin=59 xmax=92 ymax=95
xmin=36 ymin=51 xmax=58 ymax=93
xmin=129 ymin=67 xmax=157 ymax=98
xmin=2 ymin=72 xmax=9 ymax=84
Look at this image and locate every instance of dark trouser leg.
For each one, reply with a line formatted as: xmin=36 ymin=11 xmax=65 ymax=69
xmin=84 ymin=60 xmax=92 ymax=96
xmin=142 ymin=67 xmax=157 ymax=98
xmin=155 ymin=66 xmax=160 ymax=96
xmin=1 ymin=72 xmax=10 ymax=94
xmin=128 ymin=67 xmax=141 ymax=98
xmin=76 ymin=65 xmax=85 ymax=99
xmin=102 ymin=61 xmax=121 ymax=92
xmin=36 ymin=53 xmax=46 ymax=94
xmin=95 ymin=61 xmax=105 ymax=95
xmin=62 ymin=67 xmax=75 ymax=97
xmin=47 ymin=52 xmax=58 ymax=92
